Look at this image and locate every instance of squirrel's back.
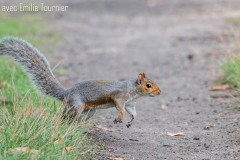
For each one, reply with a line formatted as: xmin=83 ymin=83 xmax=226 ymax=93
xmin=0 ymin=37 xmax=66 ymax=100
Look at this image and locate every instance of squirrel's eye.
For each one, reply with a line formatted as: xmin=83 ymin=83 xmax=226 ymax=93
xmin=146 ymin=83 xmax=152 ymax=88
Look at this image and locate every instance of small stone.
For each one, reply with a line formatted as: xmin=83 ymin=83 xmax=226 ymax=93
xmin=187 ymin=54 xmax=194 ymax=60
xmin=204 ymin=144 xmax=209 ymax=148
xmin=162 ymin=144 xmax=171 ymax=147
xmin=129 ymin=138 xmax=138 ymax=141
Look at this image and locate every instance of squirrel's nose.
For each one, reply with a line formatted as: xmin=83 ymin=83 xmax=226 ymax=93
xmin=157 ymin=89 xmax=161 ymax=95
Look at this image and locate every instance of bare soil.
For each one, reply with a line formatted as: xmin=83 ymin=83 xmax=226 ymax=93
xmin=29 ymin=0 xmax=240 ymax=159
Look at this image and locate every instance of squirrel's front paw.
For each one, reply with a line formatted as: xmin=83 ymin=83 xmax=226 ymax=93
xmin=113 ymin=117 xmax=122 ymax=124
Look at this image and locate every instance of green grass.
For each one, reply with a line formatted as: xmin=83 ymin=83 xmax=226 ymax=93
xmin=221 ymin=55 xmax=240 ymax=88
xmin=0 ymin=14 xmax=62 ymax=47
xmin=221 ymin=55 xmax=240 ymax=111
xmin=226 ymin=17 xmax=240 ymax=26
xmin=0 ymin=14 xmax=95 ymax=159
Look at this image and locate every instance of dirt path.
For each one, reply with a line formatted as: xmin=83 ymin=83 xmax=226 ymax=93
xmin=47 ymin=0 xmax=240 ymax=159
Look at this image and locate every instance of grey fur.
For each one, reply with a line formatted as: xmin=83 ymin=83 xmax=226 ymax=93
xmin=0 ymin=37 xmax=66 ymax=100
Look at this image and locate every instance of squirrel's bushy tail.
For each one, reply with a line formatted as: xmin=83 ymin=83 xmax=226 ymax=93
xmin=0 ymin=37 xmax=66 ymax=100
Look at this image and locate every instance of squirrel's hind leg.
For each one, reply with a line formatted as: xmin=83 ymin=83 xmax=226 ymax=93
xmin=62 ymin=96 xmax=87 ymax=123
xmin=61 ymin=106 xmax=80 ymax=123
xmin=77 ymin=109 xmax=97 ymax=122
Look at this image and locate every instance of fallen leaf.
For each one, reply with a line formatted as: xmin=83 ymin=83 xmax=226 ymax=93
xmin=8 ymin=147 xmax=29 ymax=153
xmin=96 ymin=125 xmax=116 ymax=132
xmin=8 ymin=147 xmax=39 ymax=155
xmin=65 ymin=146 xmax=73 ymax=152
xmin=209 ymin=84 xmax=229 ymax=91
xmin=167 ymin=132 xmax=185 ymax=136
xmin=54 ymin=136 xmax=63 ymax=144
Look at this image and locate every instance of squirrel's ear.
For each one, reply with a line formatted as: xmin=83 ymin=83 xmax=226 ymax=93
xmin=137 ymin=72 xmax=146 ymax=85
xmin=142 ymin=72 xmax=147 ymax=78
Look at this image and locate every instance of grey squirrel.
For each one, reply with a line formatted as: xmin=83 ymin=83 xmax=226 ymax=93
xmin=0 ymin=37 xmax=161 ymax=127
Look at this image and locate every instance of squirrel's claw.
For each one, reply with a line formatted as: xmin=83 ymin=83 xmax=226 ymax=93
xmin=126 ymin=120 xmax=134 ymax=128
xmin=126 ymin=117 xmax=135 ymax=128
